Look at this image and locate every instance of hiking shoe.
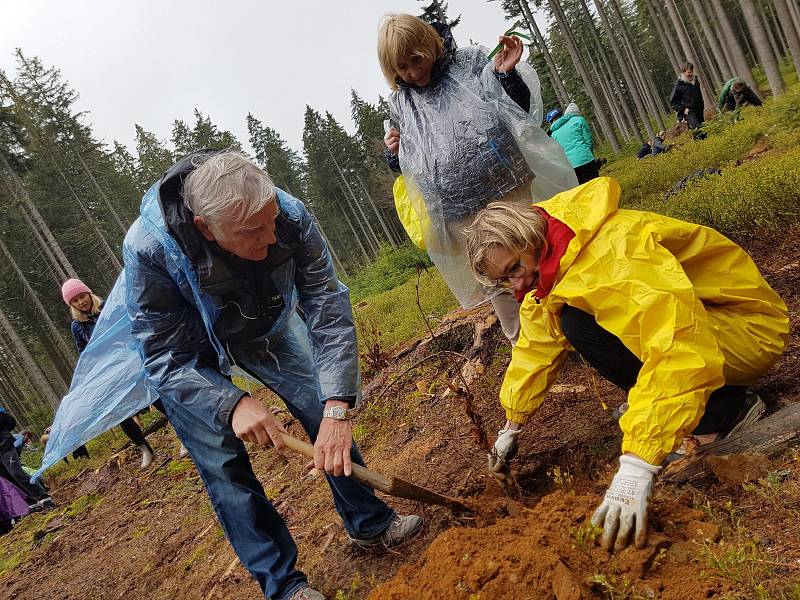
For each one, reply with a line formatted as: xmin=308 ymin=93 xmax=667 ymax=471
xmin=348 ymin=514 xmax=423 ymax=548
xmin=288 ymin=585 xmax=325 ymax=600
xmin=28 ymin=496 xmax=54 ymax=512
xmin=139 ymin=444 xmax=154 ymax=469
xmin=719 ymin=392 xmax=766 ymax=438
xmin=611 ymin=402 xmax=628 ymax=422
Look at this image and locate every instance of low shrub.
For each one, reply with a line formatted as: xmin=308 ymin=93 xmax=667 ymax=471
xmin=602 ymin=81 xmax=800 ymax=216
xmin=354 ymin=269 xmax=457 ymax=349
xmin=662 ymin=145 xmax=800 ymax=235
xmin=344 ymin=243 xmax=432 ymax=304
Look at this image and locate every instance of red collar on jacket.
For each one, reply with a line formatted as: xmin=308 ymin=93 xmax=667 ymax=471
xmin=514 ymin=207 xmax=576 ymax=303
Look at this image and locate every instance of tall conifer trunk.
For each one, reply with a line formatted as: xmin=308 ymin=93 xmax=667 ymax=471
xmin=774 ymin=0 xmax=800 ymax=77
xmin=517 ymin=0 xmax=570 ymax=106
xmin=547 ymin=0 xmax=621 ymax=151
xmin=0 ymin=305 xmax=60 ymax=410
xmin=739 ymin=0 xmax=785 ymax=96
xmin=593 ymin=0 xmax=656 ymax=139
xmin=710 ymin=0 xmax=757 ymax=91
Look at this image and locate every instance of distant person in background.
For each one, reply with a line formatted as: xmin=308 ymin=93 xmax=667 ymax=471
xmin=669 ymin=62 xmax=704 ymax=130
xmin=544 ymin=108 xmax=563 ymax=136
xmin=637 ymin=139 xmax=652 ymax=159
xmin=41 ymin=426 xmax=88 ymax=461
xmin=718 ymin=77 xmax=762 ymax=113
xmin=637 ymin=131 xmax=668 ymax=160
xmin=549 ymin=102 xmax=601 ymax=184
xmin=651 ymin=131 xmax=668 ymax=156
xmin=13 ymin=431 xmax=49 ymax=492
xmin=62 ymin=278 xmax=186 ymax=468
xmin=12 ymin=430 xmax=32 ymax=455
xmin=0 ymin=407 xmax=52 ymax=510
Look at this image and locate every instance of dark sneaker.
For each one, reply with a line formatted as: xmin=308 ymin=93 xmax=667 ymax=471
xmin=348 ymin=514 xmax=423 ymax=548
xmin=288 ymin=586 xmax=325 ymax=600
xmin=719 ymin=392 xmax=766 ymax=438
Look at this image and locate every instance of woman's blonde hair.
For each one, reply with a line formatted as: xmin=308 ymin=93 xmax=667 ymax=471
xmin=465 ymin=202 xmax=548 ymax=287
xmin=378 ymin=14 xmax=444 ymax=90
xmin=70 ymin=294 xmax=103 ymax=322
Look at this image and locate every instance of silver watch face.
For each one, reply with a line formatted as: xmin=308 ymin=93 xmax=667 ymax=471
xmin=327 ymin=406 xmax=347 ymax=419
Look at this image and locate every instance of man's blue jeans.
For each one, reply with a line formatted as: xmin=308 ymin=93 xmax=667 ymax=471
xmin=161 ymin=314 xmax=396 ymax=599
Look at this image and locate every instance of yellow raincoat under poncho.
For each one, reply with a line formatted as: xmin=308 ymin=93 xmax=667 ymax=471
xmin=501 ymin=177 xmax=789 ymax=464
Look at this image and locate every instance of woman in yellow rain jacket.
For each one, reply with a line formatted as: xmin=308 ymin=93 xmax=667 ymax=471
xmin=466 ymin=177 xmax=789 ymax=552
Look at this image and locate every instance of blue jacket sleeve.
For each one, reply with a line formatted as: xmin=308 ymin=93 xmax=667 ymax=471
xmin=71 ymin=321 xmax=87 ymax=353
xmin=384 ymin=148 xmax=402 ymax=173
xmin=123 ymin=226 xmax=246 ymax=430
xmin=292 ymin=205 xmax=360 ymax=407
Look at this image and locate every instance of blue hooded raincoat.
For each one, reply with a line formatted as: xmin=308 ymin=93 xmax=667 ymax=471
xmin=35 ymin=175 xmax=358 ymax=478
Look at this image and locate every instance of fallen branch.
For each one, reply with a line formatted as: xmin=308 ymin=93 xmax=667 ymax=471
xmin=663 ymin=403 xmax=800 ymax=484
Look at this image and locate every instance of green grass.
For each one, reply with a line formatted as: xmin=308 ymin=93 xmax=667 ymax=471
xmin=663 ymin=145 xmax=800 ymax=234
xmin=344 ymin=243 xmax=433 ymax=303
xmin=599 ymin=82 xmax=800 ymax=237
xmin=0 ymin=492 xmax=103 ymax=576
xmin=354 ymin=268 xmax=457 ymax=350
xmin=62 ymin=493 xmax=103 ymax=518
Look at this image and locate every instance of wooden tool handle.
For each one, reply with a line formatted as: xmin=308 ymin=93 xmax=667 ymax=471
xmin=280 ymin=433 xmax=392 ymax=493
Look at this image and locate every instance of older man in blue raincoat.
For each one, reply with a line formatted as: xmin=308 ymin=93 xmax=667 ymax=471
xmin=119 ymin=150 xmax=420 ymax=600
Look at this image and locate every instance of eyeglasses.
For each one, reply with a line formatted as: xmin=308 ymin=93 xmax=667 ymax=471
xmin=493 ymin=262 xmax=527 ymax=288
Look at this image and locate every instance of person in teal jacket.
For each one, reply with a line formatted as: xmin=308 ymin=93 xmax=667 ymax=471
xmin=549 ymin=102 xmax=600 ymax=184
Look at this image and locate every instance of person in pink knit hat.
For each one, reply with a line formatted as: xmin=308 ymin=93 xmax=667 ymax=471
xmin=61 ymin=278 xmax=187 ymax=467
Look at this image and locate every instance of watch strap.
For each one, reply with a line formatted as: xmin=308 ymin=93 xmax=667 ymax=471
xmin=322 ymin=406 xmax=352 ymax=420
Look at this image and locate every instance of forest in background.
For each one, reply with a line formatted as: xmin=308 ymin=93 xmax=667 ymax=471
xmin=1 ymin=0 xmax=799 ymax=430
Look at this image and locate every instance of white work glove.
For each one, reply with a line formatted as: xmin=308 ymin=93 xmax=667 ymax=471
xmin=488 ymin=428 xmax=520 ymax=473
xmin=591 ymin=455 xmax=661 ymax=551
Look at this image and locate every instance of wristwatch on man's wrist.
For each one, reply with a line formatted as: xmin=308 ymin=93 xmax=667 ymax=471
xmin=322 ymin=406 xmax=352 ymax=420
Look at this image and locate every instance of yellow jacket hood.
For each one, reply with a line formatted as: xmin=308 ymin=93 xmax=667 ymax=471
xmin=535 ymin=177 xmax=621 ymax=282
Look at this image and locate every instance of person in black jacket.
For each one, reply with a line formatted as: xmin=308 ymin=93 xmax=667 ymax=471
xmin=0 ymin=407 xmax=52 ymax=509
xmin=120 ymin=150 xmax=422 ymax=600
xmin=669 ymin=62 xmax=704 ymax=129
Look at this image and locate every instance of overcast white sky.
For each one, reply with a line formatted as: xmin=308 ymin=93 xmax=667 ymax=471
xmin=0 ymin=0 xmax=542 ymax=156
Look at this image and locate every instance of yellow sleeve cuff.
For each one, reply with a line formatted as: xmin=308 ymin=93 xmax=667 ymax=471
xmin=621 ymin=439 xmax=671 ymax=466
xmin=504 ymin=408 xmax=533 ymax=425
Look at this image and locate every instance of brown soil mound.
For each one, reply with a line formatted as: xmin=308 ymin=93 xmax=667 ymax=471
xmin=369 ymin=490 xmax=733 ymax=600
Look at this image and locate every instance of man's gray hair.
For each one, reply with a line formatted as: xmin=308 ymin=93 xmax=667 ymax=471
xmin=183 ymin=151 xmax=276 ymax=225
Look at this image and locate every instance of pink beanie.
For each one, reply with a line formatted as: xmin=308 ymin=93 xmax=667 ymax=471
xmin=61 ymin=278 xmax=92 ymax=305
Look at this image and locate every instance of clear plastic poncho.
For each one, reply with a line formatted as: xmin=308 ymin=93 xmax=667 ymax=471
xmin=390 ymin=45 xmax=577 ymax=308
xmin=32 ymin=273 xmax=158 ymax=479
